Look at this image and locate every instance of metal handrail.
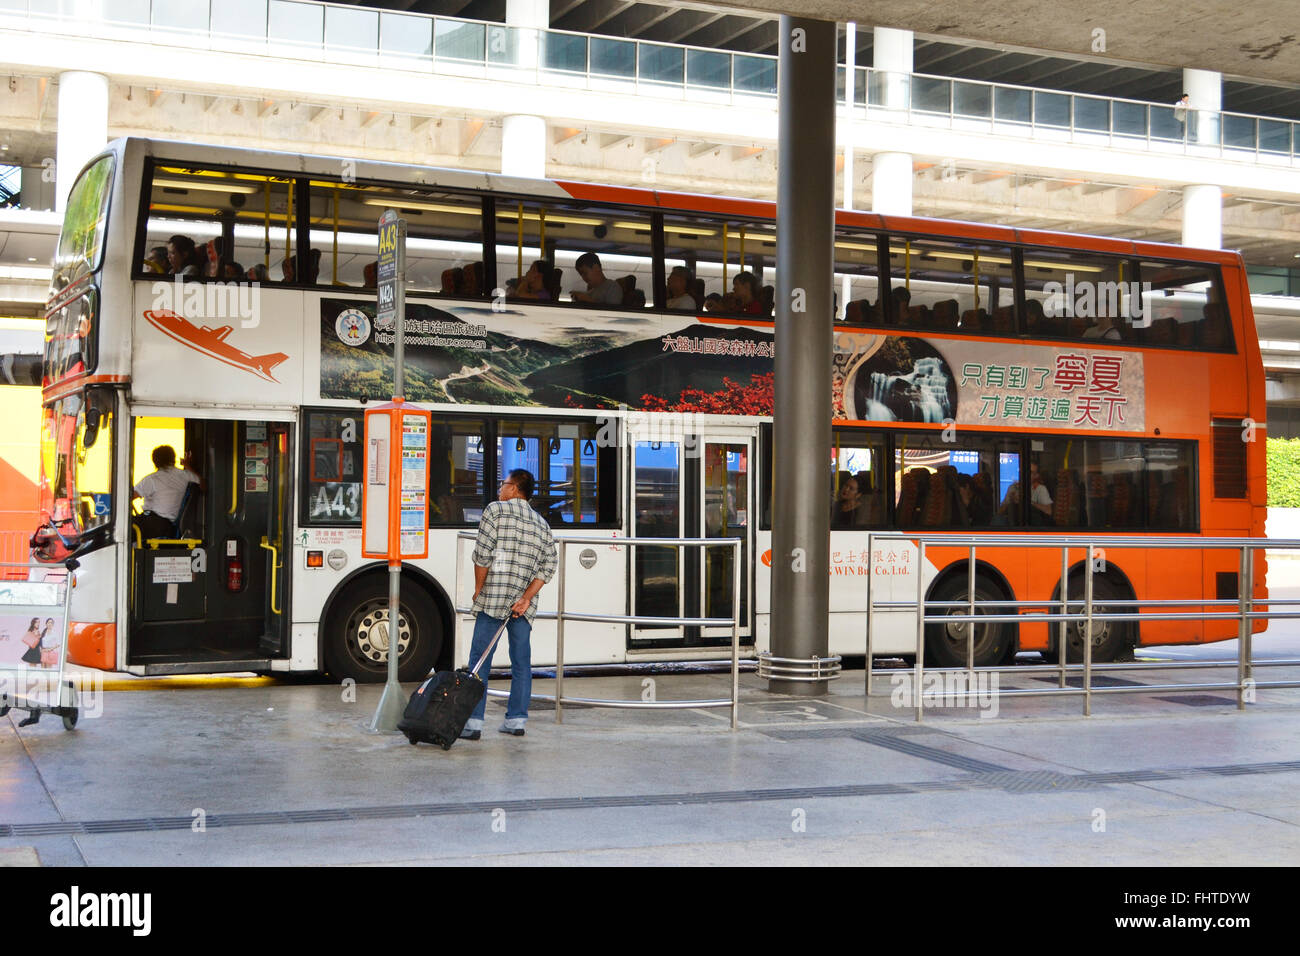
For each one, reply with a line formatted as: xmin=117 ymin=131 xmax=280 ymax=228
xmin=3 ymin=3 xmax=1297 ymax=164
xmin=864 ymin=531 xmax=1300 ymax=721
xmin=454 ymin=531 xmax=743 ymax=729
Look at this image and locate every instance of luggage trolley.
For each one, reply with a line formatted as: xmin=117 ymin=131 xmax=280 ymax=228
xmin=0 ymin=559 xmax=82 ymax=730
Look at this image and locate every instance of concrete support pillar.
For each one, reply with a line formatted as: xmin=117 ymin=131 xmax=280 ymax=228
xmin=770 ymin=16 xmax=836 ymax=696
xmin=1182 ymin=184 xmax=1222 ymax=249
xmin=841 ymin=22 xmax=856 ymax=318
xmin=871 ymin=28 xmax=913 ymax=216
xmin=1183 ymin=67 xmax=1221 ymax=146
xmin=872 ymin=151 xmax=913 ymax=216
xmin=55 ymin=71 xmax=109 ymax=211
xmin=874 ymin=25 xmax=912 ymax=112
xmin=501 ymin=0 xmax=547 ymax=179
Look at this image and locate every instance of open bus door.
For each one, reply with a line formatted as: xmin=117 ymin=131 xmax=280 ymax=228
xmin=127 ymin=415 xmax=292 ymax=673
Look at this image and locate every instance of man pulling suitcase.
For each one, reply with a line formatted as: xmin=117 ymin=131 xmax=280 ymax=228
xmin=461 ymin=468 xmax=559 ymax=740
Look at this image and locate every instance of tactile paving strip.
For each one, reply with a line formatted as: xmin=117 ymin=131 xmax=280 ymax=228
xmin=4 ymin=758 xmax=1300 ymax=838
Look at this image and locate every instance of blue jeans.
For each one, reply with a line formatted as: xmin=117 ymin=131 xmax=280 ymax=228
xmin=467 ymin=612 xmax=532 ymax=724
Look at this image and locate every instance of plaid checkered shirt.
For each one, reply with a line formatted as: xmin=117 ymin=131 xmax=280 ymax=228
xmin=471 ymin=498 xmax=558 ymax=623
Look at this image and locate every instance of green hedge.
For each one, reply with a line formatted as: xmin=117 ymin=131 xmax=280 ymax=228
xmin=1267 ymin=437 xmax=1300 ymax=507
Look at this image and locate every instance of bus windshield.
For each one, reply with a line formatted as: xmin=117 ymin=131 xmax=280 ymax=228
xmin=35 ymin=388 xmax=115 ymax=559
xmin=54 ymin=154 xmax=114 ymax=287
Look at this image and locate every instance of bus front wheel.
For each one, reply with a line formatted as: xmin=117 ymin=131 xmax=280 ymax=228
xmin=1046 ymin=574 xmax=1132 ymax=664
xmin=325 ymin=577 xmax=441 ymax=684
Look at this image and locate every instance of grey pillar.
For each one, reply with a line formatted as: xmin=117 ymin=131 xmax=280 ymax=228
xmin=770 ymin=16 xmax=836 ymax=696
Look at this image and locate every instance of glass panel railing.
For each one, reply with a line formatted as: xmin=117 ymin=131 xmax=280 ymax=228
xmin=325 ymin=6 xmax=376 ymax=53
xmin=1033 ymin=90 xmax=1070 ymax=128
xmin=639 ymin=42 xmax=683 ymax=85
xmin=152 ymin=0 xmax=208 ymax=32
xmin=687 ymin=48 xmax=730 ymax=89
xmin=1112 ymin=99 xmax=1147 ymax=136
xmin=590 ymin=36 xmax=635 ymax=77
xmin=212 ymin=0 xmax=265 ymax=38
xmin=1259 ymin=118 xmax=1291 ymax=155
xmin=543 ymin=31 xmax=586 ymax=72
xmin=103 ymin=0 xmax=148 ymax=25
xmin=733 ymin=54 xmax=775 ymax=94
xmin=1074 ymin=95 xmax=1109 ymax=132
xmin=381 ymin=11 xmax=431 ymax=59
xmin=435 ymin=17 xmax=483 ymax=61
xmin=994 ymin=86 xmax=1031 ymax=124
xmin=268 ymin=0 xmax=321 ymax=48
xmin=1149 ymin=104 xmax=1183 ymax=141
xmin=953 ymin=80 xmax=991 ymax=118
xmin=486 ymin=23 xmax=518 ymax=65
xmin=911 ymin=75 xmax=950 ymax=114
xmin=1223 ymin=113 xmax=1257 ymax=150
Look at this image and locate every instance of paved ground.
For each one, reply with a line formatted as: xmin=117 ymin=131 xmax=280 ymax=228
xmin=1 ymin=646 xmax=1297 ymax=866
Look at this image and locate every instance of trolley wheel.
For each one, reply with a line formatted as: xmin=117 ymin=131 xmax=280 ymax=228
xmin=62 ymin=709 xmax=78 ymax=731
xmin=0 ymin=705 xmax=9 ymax=717
xmin=324 ymin=577 xmax=441 ymax=684
xmin=924 ymin=573 xmax=1013 ymax=668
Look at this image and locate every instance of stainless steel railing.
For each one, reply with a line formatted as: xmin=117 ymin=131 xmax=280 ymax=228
xmin=863 ymin=532 xmax=1300 ymax=720
xmin=455 ymin=531 xmax=743 ymax=729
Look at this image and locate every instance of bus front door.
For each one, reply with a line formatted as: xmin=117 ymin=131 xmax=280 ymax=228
xmin=629 ymin=431 xmax=754 ymax=649
xmin=258 ymin=423 xmax=292 ymax=657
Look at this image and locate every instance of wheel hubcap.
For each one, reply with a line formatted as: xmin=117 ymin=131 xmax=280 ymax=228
xmin=351 ymin=602 xmax=411 ymax=664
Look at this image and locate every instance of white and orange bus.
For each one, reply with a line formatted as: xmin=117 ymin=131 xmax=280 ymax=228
xmin=31 ymin=137 xmax=1265 ymax=678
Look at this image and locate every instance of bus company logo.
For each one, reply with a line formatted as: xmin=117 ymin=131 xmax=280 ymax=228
xmin=143 ymin=310 xmax=289 ymax=383
xmin=760 ymin=549 xmax=772 ymax=567
xmin=335 ymin=309 xmax=371 ymax=347
xmin=150 ymin=274 xmax=260 ymax=329
xmin=49 ymin=886 xmax=151 ymax=936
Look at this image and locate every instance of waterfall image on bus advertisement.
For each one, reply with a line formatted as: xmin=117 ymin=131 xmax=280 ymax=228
xmin=843 ymin=335 xmax=957 ymax=423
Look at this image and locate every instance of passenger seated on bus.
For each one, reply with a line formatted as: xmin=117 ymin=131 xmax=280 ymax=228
xmin=504 ymin=277 xmax=520 ymax=297
xmin=1028 ymin=461 xmax=1055 ymax=524
xmin=511 ymin=260 xmax=553 ymax=301
xmin=760 ymin=284 xmax=775 ymax=318
xmin=617 ymin=275 xmax=646 ymax=308
xmin=204 ymin=238 xmax=224 ymax=278
xmin=831 ymin=474 xmax=871 ymax=529
xmin=441 ymin=267 xmax=464 ymax=295
xmin=703 ymin=293 xmax=724 ymax=312
xmin=691 ymin=278 xmax=706 ymax=309
xmin=889 ymin=286 xmax=911 ymax=325
xmin=1082 ymin=314 xmax=1122 ymax=340
xmin=166 ymin=235 xmax=202 ymax=277
xmin=132 ymin=445 xmax=200 ymax=542
xmin=223 ymin=261 xmax=244 ymax=281
xmin=667 ymin=266 xmax=696 ymax=310
xmin=143 ymin=246 xmax=169 ymax=274
xmin=956 ymin=473 xmax=992 ymax=526
xmin=247 ymin=263 xmax=269 ymax=283
xmin=281 ymin=250 xmax=322 ymax=285
xmin=732 ymin=271 xmax=763 ymax=315
xmin=362 ymin=261 xmax=378 ymax=289
xmin=1023 ymin=297 xmax=1059 ymax=337
xmin=570 ymin=252 xmax=623 ymax=306
xmin=996 ymin=481 xmax=1022 ymax=524
xmin=463 ymin=262 xmax=484 ymax=297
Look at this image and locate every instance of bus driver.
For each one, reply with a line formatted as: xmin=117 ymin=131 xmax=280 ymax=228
xmin=132 ymin=445 xmax=200 ymax=540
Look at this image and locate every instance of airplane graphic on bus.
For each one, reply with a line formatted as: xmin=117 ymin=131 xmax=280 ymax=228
xmin=143 ymin=310 xmax=289 ymax=383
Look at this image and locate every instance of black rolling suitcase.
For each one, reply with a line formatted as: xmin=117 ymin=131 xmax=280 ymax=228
xmin=398 ymin=615 xmax=510 ymax=750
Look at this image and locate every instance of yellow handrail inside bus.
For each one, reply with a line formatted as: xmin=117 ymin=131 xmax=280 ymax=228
xmin=260 ymin=536 xmax=281 ymax=615
xmin=722 ymin=225 xmax=729 ymax=286
xmin=147 ymin=537 xmax=202 ymax=550
xmin=228 ymin=422 xmax=239 ymax=516
xmin=263 ymin=181 xmax=270 ymax=268
xmin=517 ymin=202 xmax=524 ymax=280
xmin=1118 ymin=261 xmax=1125 ymax=318
xmin=285 ymin=179 xmax=293 ymax=268
xmin=332 ymin=185 xmax=339 ymax=285
xmin=973 ymin=252 xmax=981 ymax=311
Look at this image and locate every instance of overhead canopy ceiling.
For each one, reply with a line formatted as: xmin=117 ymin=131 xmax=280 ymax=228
xmin=344 ymin=0 xmax=1300 ymax=120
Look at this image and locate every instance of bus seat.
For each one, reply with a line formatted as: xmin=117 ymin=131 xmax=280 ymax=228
xmin=932 ymin=299 xmax=959 ymax=330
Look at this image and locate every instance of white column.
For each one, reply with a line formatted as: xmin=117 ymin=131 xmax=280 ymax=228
xmin=841 ymin=22 xmax=856 ymax=317
xmin=871 ymin=27 xmax=912 ymax=216
xmin=55 ymin=71 xmax=109 ymax=211
xmin=1183 ymin=67 xmax=1221 ymax=146
xmin=1182 ymin=184 xmax=1222 ymax=249
xmin=874 ymin=25 xmax=912 ymax=112
xmin=872 ymin=152 xmax=912 ymax=216
xmin=501 ymin=0 xmax=548 ymax=179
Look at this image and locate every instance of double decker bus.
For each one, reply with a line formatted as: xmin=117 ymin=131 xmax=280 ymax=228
xmin=32 ymin=137 xmax=1265 ymax=679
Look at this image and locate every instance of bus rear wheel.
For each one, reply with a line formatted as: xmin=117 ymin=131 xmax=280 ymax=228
xmin=924 ymin=574 xmax=1013 ymax=668
xmin=1045 ymin=574 xmax=1132 ymax=664
xmin=325 ymin=578 xmax=441 ymax=683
